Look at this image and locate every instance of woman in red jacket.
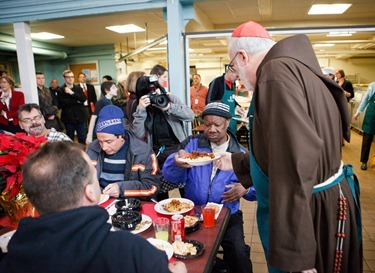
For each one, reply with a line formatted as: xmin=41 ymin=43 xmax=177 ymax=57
xmin=0 ymin=76 xmax=25 ymax=133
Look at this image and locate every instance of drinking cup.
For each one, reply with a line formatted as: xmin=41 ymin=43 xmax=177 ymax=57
xmin=153 ymin=217 xmax=170 ymax=241
xmin=202 ymin=206 xmax=215 ymax=228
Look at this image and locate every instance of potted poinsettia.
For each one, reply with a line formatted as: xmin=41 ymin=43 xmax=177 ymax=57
xmin=0 ymin=132 xmax=46 ymax=222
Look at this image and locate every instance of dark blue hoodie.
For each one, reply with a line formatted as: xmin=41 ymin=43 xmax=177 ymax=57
xmin=0 ymin=206 xmax=170 ymax=273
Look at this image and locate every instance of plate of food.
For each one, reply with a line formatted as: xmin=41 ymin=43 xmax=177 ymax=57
xmin=172 ymin=240 xmax=205 ymax=259
xmin=147 ymin=238 xmax=174 ymax=260
xmin=184 ymin=215 xmax=200 ymax=234
xmin=98 ymin=194 xmax=109 ymax=205
xmin=154 ymin=198 xmax=194 ymax=216
xmin=178 ymin=150 xmax=220 ymax=166
xmin=131 ymin=214 xmax=152 ymax=234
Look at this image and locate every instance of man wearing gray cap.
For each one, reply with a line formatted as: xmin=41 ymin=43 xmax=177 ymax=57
xmin=163 ymin=101 xmax=256 ymax=273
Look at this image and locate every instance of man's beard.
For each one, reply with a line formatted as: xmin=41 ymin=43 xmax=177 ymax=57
xmin=29 ymin=123 xmax=43 ymax=136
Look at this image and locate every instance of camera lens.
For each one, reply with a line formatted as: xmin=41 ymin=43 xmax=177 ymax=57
xmin=156 ymin=94 xmax=169 ymax=108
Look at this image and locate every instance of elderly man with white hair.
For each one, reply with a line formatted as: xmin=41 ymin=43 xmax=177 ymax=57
xmin=216 ymin=21 xmax=362 ymax=273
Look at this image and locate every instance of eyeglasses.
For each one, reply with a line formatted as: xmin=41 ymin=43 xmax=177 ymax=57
xmin=64 ymin=75 xmax=74 ymax=79
xmin=227 ymin=52 xmax=239 ymax=73
xmin=21 ymin=115 xmax=43 ymax=124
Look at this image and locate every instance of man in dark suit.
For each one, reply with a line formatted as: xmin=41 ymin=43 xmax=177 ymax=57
xmin=57 ymin=70 xmax=87 ymax=144
xmin=78 ymin=72 xmax=97 ymax=124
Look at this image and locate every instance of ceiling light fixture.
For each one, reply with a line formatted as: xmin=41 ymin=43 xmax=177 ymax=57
xmin=106 ymin=24 xmax=145 ymax=34
xmin=327 ymin=31 xmax=356 ymax=37
xmin=31 ymin=32 xmax=64 ymax=40
xmin=313 ymin=43 xmax=335 ymax=47
xmin=308 ymin=4 xmax=352 ymax=15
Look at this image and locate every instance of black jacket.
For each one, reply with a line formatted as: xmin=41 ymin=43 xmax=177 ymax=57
xmin=0 ymin=206 xmax=170 ymax=273
xmin=58 ymin=84 xmax=87 ymax=123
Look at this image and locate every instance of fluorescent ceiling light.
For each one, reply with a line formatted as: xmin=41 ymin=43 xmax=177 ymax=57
xmin=106 ymin=24 xmax=145 ymax=34
xmin=308 ymin=4 xmax=352 ymax=15
xmin=327 ymin=31 xmax=356 ymax=37
xmin=31 ymin=32 xmax=64 ymax=40
xmin=313 ymin=43 xmax=335 ymax=47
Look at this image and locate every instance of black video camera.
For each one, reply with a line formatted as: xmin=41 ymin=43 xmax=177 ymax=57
xmin=145 ymin=75 xmax=170 ymax=108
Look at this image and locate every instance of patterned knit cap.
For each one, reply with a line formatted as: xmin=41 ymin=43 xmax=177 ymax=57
xmin=202 ymin=102 xmax=232 ymax=119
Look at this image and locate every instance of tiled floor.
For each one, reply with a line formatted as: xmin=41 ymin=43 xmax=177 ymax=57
xmin=240 ymin=129 xmax=375 ymax=272
xmin=171 ymin=129 xmax=375 ymax=272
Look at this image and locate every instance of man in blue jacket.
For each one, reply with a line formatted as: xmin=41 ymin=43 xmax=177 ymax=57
xmin=163 ymin=101 xmax=255 ymax=273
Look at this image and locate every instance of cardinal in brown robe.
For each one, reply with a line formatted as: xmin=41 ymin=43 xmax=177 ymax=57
xmin=217 ymin=21 xmax=362 ymax=273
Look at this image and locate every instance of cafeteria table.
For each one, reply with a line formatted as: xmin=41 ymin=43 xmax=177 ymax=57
xmin=0 ymin=199 xmax=231 ymax=273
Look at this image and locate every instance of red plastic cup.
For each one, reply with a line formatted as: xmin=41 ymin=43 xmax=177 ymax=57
xmin=202 ymin=207 xmax=215 ymax=228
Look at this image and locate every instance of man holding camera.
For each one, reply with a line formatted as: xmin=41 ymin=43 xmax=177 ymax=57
xmin=131 ymin=74 xmax=194 ymax=200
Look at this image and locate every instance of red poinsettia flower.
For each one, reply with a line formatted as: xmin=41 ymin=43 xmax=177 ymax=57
xmin=0 ymin=132 xmax=47 ymax=198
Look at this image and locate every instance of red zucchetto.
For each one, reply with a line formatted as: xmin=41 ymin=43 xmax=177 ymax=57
xmin=231 ymin=21 xmax=272 ymax=39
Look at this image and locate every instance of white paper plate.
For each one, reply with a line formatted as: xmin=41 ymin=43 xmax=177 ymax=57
xmin=0 ymin=230 xmax=16 ymax=253
xmin=147 ymin=238 xmax=174 ymax=260
xmin=232 ymin=116 xmax=249 ymax=123
xmin=154 ymin=198 xmax=194 ymax=215
xmin=178 ymin=155 xmax=220 ymax=166
xmin=205 ymin=202 xmax=223 ymax=220
xmin=132 ymin=214 xmax=152 ymax=234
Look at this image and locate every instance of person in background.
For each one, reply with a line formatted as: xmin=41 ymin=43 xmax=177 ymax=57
xmin=353 ymin=82 xmax=375 ymax=170
xmin=86 ymin=81 xmax=118 ymax=145
xmin=114 ymin=74 xmax=129 ymax=109
xmin=36 ymin=72 xmax=63 ymax=131
xmin=163 ymin=102 xmax=255 ymax=273
xmin=216 ymin=20 xmax=362 ymax=273
xmin=57 ymin=70 xmax=87 ymax=144
xmin=131 ymin=66 xmax=194 ymax=200
xmin=0 ymin=141 xmax=186 ymax=273
xmin=78 ymin=72 xmax=97 ymax=124
xmin=49 ymin=78 xmax=60 ymax=108
xmin=102 ymin=75 xmax=113 ymax=82
xmin=336 ymin=69 xmax=354 ymax=102
xmin=322 ymin=67 xmax=335 ymax=81
xmin=0 ymin=76 xmax=25 ymax=133
xmin=190 ymin=73 xmax=208 ymax=125
xmin=87 ymin=105 xmax=160 ymax=200
xmin=206 ymin=68 xmax=245 ymax=135
xmin=18 ymin=103 xmax=71 ymax=142
xmin=150 ymin=64 xmax=169 ymax=90
xmin=126 ymin=71 xmax=145 ymax=125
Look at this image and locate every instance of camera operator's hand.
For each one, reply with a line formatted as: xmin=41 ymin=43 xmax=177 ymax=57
xmin=139 ymin=95 xmax=150 ymax=109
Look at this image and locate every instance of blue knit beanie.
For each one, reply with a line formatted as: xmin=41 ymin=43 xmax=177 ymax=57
xmin=96 ymin=105 xmax=125 ymax=135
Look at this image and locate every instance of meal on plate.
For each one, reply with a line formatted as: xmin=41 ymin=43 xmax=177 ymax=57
xmin=184 ymin=215 xmax=199 ymax=228
xmin=172 ymin=240 xmax=197 ymax=256
xmin=163 ymin=199 xmax=193 ymax=213
xmin=134 ymin=220 xmax=151 ymax=231
xmin=184 ymin=150 xmax=215 ymax=161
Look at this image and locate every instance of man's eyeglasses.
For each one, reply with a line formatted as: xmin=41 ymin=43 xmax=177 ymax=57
xmin=21 ymin=115 xmax=43 ymax=124
xmin=64 ymin=76 xmax=74 ymax=79
xmin=227 ymin=52 xmax=239 ymax=73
